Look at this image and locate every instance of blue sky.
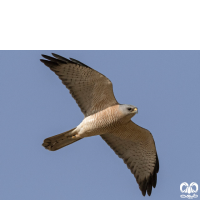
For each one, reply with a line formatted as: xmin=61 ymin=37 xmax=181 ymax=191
xmin=1 ymin=51 xmax=200 ymax=200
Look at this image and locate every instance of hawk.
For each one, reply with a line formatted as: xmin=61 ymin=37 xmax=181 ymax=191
xmin=40 ymin=53 xmax=159 ymax=196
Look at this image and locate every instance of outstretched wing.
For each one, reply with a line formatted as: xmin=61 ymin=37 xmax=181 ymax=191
xmin=40 ymin=53 xmax=118 ymax=117
xmin=101 ymin=121 xmax=159 ymax=196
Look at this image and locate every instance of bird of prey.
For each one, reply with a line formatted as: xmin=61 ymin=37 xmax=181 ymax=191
xmin=40 ymin=53 xmax=159 ymax=196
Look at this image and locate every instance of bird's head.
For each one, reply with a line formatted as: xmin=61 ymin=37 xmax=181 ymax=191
xmin=119 ymin=104 xmax=138 ymax=121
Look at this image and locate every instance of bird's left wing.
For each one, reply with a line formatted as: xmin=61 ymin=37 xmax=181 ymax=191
xmin=101 ymin=121 xmax=159 ymax=196
xmin=40 ymin=54 xmax=118 ymax=117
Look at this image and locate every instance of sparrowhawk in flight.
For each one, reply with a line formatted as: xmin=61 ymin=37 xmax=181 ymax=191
xmin=40 ymin=53 xmax=159 ymax=196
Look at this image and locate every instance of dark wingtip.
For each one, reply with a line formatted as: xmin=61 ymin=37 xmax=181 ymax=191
xmin=139 ymin=154 xmax=159 ymax=196
xmin=51 ymin=53 xmax=61 ymax=58
xmin=41 ymin=54 xmax=66 ymax=64
xmin=40 ymin=59 xmax=47 ymax=64
xmin=41 ymin=54 xmax=52 ymax=60
xmin=52 ymin=53 xmax=71 ymax=62
xmin=41 ymin=54 xmax=46 ymax=58
xmin=147 ymin=186 xmax=152 ymax=196
xmin=69 ymin=58 xmax=90 ymax=68
xmin=152 ymin=154 xmax=159 ymax=188
xmin=142 ymin=189 xmax=146 ymax=196
xmin=139 ymin=179 xmax=147 ymax=196
xmin=156 ymin=154 xmax=159 ymax=173
xmin=51 ymin=53 xmax=56 ymax=56
xmin=40 ymin=59 xmax=56 ymax=67
xmin=41 ymin=53 xmax=90 ymax=68
xmin=147 ymin=175 xmax=153 ymax=196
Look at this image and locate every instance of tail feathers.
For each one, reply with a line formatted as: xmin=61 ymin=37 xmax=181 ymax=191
xmin=42 ymin=128 xmax=81 ymax=151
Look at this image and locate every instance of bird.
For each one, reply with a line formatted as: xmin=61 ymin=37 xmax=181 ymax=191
xmin=40 ymin=53 xmax=159 ymax=196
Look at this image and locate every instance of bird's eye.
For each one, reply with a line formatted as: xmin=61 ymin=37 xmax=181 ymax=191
xmin=127 ymin=108 xmax=132 ymax=111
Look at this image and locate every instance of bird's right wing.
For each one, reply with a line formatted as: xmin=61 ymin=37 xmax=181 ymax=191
xmin=40 ymin=54 xmax=118 ymax=117
xmin=101 ymin=121 xmax=159 ymax=196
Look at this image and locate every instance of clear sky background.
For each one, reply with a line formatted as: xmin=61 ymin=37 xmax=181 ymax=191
xmin=1 ymin=51 xmax=200 ymax=200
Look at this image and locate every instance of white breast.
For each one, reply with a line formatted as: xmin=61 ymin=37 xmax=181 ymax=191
xmin=76 ymin=105 xmax=124 ymax=137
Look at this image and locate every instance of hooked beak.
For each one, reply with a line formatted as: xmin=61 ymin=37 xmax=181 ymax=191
xmin=133 ymin=107 xmax=138 ymax=114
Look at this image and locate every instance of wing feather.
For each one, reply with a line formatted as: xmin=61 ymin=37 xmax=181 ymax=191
xmin=101 ymin=121 xmax=159 ymax=196
xmin=40 ymin=54 xmax=118 ymax=117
